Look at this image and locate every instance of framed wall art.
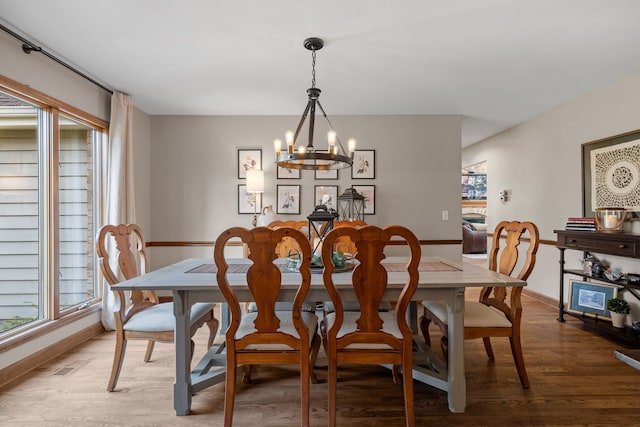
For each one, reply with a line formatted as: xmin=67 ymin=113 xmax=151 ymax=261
xmin=568 ymin=280 xmax=618 ymax=320
xmin=238 ymin=149 xmax=262 ymax=179
xmin=315 ymin=169 xmax=338 ymax=180
xmin=277 ymin=165 xmax=300 ymax=179
xmin=314 ymin=185 xmax=338 ymax=211
xmin=276 ymin=184 xmax=301 ymax=215
xmin=352 ymin=185 xmax=375 ymax=215
xmin=582 ymin=129 xmax=640 ymax=219
xmin=238 ymin=184 xmax=262 ymax=214
xmin=352 ymin=149 xmax=375 ymax=179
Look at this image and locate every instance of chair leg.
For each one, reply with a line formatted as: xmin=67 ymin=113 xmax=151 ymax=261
xmin=242 ymin=365 xmax=253 ymax=384
xmin=143 ymin=340 xmax=155 ymax=362
xmin=440 ymin=336 xmax=448 ymax=364
xmin=392 ymin=365 xmax=400 ymax=385
xmin=327 ymin=351 xmax=338 ymax=427
xmin=108 ymin=337 xmax=127 ymax=392
xmin=309 ymin=333 xmax=321 ymax=384
xmin=300 ymin=349 xmax=311 ymax=427
xmin=206 ymin=317 xmax=219 ymax=349
xmin=418 ymin=311 xmax=432 ymax=348
xmin=509 ymin=335 xmax=530 ymax=388
xmin=402 ymin=353 xmax=416 ymax=427
xmin=224 ymin=361 xmax=237 ymax=427
xmin=482 ymin=337 xmax=495 ymax=360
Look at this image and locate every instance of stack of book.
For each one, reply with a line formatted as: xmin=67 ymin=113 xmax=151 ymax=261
xmin=565 ymin=217 xmax=596 ymax=231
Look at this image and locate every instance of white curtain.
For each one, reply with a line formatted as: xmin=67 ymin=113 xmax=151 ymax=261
xmin=101 ymin=92 xmax=136 ymax=330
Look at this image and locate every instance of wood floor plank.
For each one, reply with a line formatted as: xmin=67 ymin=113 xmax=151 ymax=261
xmin=0 ymin=292 xmax=639 ymax=426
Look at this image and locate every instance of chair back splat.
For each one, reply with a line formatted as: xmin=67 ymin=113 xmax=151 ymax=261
xmin=321 ymin=225 xmax=421 ymax=427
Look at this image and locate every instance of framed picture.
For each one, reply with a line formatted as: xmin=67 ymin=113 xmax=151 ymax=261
xmin=276 ymin=184 xmax=301 ymax=215
xmin=238 ymin=184 xmax=262 ymax=214
xmin=352 ymin=185 xmax=375 ymax=215
xmin=352 ymin=150 xmax=375 ymax=179
xmin=277 ymin=165 xmax=300 ymax=179
xmin=462 ymin=174 xmax=487 ymax=200
xmin=314 ymin=185 xmax=338 ymax=211
xmin=568 ymin=280 xmax=619 ymax=320
xmin=582 ymin=129 xmax=640 ymax=219
xmin=238 ymin=149 xmax=262 ymax=179
xmin=315 ymin=169 xmax=338 ymax=180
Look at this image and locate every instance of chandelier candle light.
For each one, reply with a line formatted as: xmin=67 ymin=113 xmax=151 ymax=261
xmin=274 ymin=37 xmax=356 ymax=170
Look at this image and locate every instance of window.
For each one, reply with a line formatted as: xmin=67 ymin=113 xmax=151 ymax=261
xmin=0 ymin=83 xmax=106 ymax=336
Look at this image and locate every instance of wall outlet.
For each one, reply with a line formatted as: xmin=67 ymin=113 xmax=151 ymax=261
xmin=442 ymin=210 xmax=449 ymax=221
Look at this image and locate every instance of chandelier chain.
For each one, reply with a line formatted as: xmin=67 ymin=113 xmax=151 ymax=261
xmin=311 ymin=49 xmax=316 ymax=88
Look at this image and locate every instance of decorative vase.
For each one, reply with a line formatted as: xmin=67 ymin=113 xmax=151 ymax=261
xmin=610 ymin=312 xmax=626 ymax=328
xmin=257 ymin=205 xmax=278 ymax=227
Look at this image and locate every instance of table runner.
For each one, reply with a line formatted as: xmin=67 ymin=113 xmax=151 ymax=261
xmin=186 ymin=261 xmax=460 ymax=274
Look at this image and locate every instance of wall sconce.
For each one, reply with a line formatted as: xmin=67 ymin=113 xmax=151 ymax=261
xmin=246 ymin=169 xmax=264 ymax=226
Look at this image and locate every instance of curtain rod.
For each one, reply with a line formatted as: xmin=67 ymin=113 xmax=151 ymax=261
xmin=0 ymin=22 xmax=114 ymax=94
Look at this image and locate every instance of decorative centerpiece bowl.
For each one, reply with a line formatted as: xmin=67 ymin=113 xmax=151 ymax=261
xmin=594 ymin=207 xmax=626 ymax=232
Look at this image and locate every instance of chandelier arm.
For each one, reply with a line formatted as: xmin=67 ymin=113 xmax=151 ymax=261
xmin=293 ymin=100 xmax=312 ymax=144
xmin=316 ymin=100 xmax=349 ymax=155
xmin=308 ymin=98 xmax=317 ymax=150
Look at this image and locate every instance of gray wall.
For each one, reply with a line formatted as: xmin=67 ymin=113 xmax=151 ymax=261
xmin=463 ymin=71 xmax=640 ymax=325
xmin=147 ymin=115 xmax=463 ymax=267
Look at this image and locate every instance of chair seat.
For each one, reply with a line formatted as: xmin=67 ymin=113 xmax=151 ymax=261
xmin=421 ymin=300 xmax=512 ymax=328
xmin=236 ymin=311 xmax=318 ymax=350
xmin=324 ymin=311 xmax=401 ymax=349
xmin=124 ymin=302 xmax=215 ymax=332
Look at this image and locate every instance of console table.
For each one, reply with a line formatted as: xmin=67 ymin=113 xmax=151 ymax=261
xmin=554 ymin=229 xmax=640 ymax=345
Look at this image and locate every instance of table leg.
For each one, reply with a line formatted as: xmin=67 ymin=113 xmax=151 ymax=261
xmin=447 ymin=288 xmax=466 ymax=413
xmin=220 ymin=302 xmax=230 ymax=332
xmin=173 ymin=290 xmax=192 ymax=416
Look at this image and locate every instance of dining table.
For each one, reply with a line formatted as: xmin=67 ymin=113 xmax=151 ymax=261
xmin=111 ymin=256 xmax=525 ymax=416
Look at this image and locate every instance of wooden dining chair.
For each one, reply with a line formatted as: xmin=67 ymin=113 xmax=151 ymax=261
xmin=320 ymin=225 xmax=421 ymax=427
xmin=268 ymin=220 xmax=314 ymax=258
xmin=214 ymin=226 xmax=321 ymax=427
xmin=96 ymin=223 xmax=219 ymax=392
xmin=243 ymin=220 xmax=316 ymax=383
xmin=419 ymin=220 xmax=539 ymax=388
xmin=331 ymin=220 xmax=368 ymax=257
xmin=320 ymin=220 xmax=393 ymax=314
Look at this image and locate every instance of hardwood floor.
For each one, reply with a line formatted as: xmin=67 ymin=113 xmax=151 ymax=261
xmin=1 ymin=294 xmax=639 ymax=426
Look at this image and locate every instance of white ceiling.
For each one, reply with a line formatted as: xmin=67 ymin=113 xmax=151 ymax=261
xmin=2 ymin=0 xmax=640 ymax=147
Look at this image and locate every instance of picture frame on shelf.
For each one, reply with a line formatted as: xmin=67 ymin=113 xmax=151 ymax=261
xmin=352 ymin=185 xmax=375 ymax=215
xmin=568 ymin=280 xmax=619 ymax=320
xmin=277 ymin=165 xmax=300 ymax=179
xmin=276 ymin=184 xmax=301 ymax=215
xmin=314 ymin=185 xmax=338 ymax=212
xmin=238 ymin=184 xmax=262 ymax=214
xmin=315 ymin=169 xmax=338 ymax=180
xmin=351 ymin=149 xmax=375 ymax=179
xmin=237 ymin=149 xmax=262 ymax=179
xmin=581 ymin=129 xmax=640 ymax=219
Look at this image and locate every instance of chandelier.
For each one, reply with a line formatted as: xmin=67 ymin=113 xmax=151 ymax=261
xmin=274 ymin=37 xmax=356 ymax=170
